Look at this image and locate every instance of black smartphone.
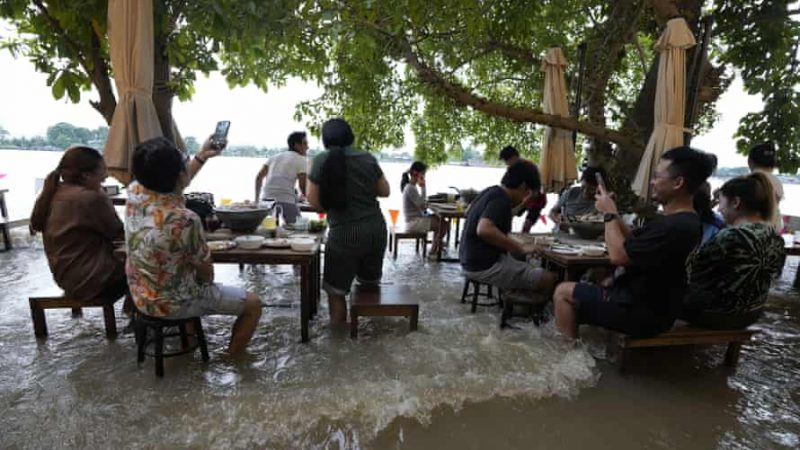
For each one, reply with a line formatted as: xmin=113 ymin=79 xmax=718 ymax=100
xmin=595 ymin=172 xmax=607 ymax=192
xmin=212 ymin=120 xmax=230 ymax=149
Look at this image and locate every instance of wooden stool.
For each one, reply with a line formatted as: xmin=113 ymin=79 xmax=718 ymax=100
xmin=610 ymin=325 xmax=756 ymax=372
xmin=350 ymin=284 xmax=419 ymax=338
xmin=500 ymin=289 xmax=548 ymax=328
xmin=29 ymin=294 xmax=120 ymax=338
xmin=0 ymin=189 xmax=10 ymax=251
xmin=460 ymin=278 xmax=502 ymax=313
xmin=134 ymin=313 xmax=209 ymax=377
xmin=388 ymin=227 xmax=428 ymax=260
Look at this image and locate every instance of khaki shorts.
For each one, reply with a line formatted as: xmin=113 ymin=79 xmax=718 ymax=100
xmin=463 ymin=254 xmax=544 ymax=291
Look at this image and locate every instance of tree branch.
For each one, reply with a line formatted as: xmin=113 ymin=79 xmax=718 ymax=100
xmin=398 ymin=36 xmax=643 ymax=150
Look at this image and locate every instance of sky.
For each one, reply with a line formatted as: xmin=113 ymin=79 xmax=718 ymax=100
xmin=0 ymin=48 xmax=762 ymax=168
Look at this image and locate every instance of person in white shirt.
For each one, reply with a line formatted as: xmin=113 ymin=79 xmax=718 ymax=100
xmin=255 ymin=132 xmax=309 ymax=223
xmin=748 ymin=142 xmax=784 ymax=231
xmin=401 ymin=161 xmax=449 ymax=257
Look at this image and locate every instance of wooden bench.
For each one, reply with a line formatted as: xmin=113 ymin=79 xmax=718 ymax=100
xmin=388 ymin=226 xmax=428 ymax=260
xmin=610 ymin=324 xmax=756 ymax=371
xmin=29 ymin=294 xmax=121 ymax=339
xmin=350 ymin=284 xmax=419 ymax=338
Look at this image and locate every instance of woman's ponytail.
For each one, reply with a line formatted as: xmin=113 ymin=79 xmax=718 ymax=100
xmin=400 ymin=171 xmax=411 ymax=192
xmin=30 ymin=169 xmax=62 ymax=233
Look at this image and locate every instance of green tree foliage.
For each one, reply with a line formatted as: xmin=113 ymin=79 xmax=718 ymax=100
xmin=1 ymin=0 xmax=798 ymax=174
xmin=0 ymin=122 xmax=109 ymax=149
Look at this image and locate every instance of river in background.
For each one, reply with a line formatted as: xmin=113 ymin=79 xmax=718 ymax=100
xmin=1 ymin=149 xmax=800 ymax=449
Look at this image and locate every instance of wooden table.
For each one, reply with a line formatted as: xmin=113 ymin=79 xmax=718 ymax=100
xmin=110 ymin=193 xmax=126 ymax=206
xmin=511 ymin=232 xmax=612 ymax=281
xmin=211 ymin=242 xmax=322 ymax=343
xmin=298 ymin=201 xmax=321 ymax=213
xmin=428 ymin=203 xmax=466 ymax=262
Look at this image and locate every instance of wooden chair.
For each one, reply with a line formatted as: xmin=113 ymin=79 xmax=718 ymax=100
xmin=134 ymin=313 xmax=209 ymax=377
xmin=500 ymin=289 xmax=548 ymax=328
xmin=350 ymin=284 xmax=419 ymax=338
xmin=609 ymin=324 xmax=756 ymax=372
xmin=29 ymin=294 xmax=121 ymax=338
xmin=460 ymin=278 xmax=502 ymax=313
xmin=388 ymin=226 xmax=428 ymax=260
xmin=0 ymin=189 xmax=10 ymax=251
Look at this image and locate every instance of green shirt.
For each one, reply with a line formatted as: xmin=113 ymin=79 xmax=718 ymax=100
xmin=309 ymin=146 xmax=384 ymax=227
xmin=685 ymin=222 xmax=786 ymax=314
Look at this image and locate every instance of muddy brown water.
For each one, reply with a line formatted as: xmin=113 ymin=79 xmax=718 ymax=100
xmin=1 ymin=236 xmax=799 ymax=449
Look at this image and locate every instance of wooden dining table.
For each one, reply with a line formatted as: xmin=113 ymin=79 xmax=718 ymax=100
xmin=210 ymin=239 xmax=322 ymax=343
xmin=511 ymin=232 xmax=613 ymax=281
xmin=427 ymin=202 xmax=466 ymax=262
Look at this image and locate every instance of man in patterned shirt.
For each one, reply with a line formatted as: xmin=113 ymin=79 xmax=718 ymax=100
xmin=125 ymin=137 xmax=262 ymax=354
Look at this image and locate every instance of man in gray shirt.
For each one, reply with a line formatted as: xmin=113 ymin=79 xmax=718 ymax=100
xmin=549 ymin=167 xmax=605 ymax=223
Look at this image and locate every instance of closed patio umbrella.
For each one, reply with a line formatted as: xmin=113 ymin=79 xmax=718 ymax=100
xmin=631 ymin=18 xmax=696 ymax=199
xmin=104 ymin=0 xmax=163 ymax=184
xmin=539 ymin=47 xmax=577 ymax=193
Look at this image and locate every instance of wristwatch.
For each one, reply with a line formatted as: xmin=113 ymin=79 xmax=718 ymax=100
xmin=603 ymin=213 xmax=619 ymax=223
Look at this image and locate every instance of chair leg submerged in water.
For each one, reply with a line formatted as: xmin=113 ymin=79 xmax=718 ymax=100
xmin=134 ymin=313 xmax=210 ymax=377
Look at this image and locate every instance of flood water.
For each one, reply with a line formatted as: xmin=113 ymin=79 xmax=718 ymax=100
xmin=1 ymin=150 xmax=800 ymax=449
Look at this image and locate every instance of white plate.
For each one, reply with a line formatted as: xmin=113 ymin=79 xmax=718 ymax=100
xmin=263 ymin=238 xmax=291 ymax=248
xmin=208 ymin=240 xmax=236 ymax=251
xmin=550 ymin=247 xmax=581 ymax=255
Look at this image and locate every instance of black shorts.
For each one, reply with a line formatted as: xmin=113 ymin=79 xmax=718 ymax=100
xmin=572 ymin=283 xmax=674 ymax=338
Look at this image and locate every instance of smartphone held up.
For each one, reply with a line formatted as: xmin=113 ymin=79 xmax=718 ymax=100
xmin=211 ymin=120 xmax=230 ymax=150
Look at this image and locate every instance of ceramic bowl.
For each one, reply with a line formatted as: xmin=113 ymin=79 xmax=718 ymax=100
xmin=233 ymin=235 xmax=265 ymax=250
xmin=289 ymin=238 xmax=316 ymax=252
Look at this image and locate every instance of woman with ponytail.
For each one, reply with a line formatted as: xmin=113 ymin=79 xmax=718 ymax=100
xmin=307 ymin=118 xmax=390 ymax=323
xmin=401 ymin=161 xmax=449 ymax=256
xmin=30 ymin=146 xmax=128 ymax=302
xmin=684 ymin=172 xmax=786 ymax=329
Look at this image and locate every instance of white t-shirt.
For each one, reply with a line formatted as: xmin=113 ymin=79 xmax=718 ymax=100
xmin=261 ymin=151 xmax=308 ymax=203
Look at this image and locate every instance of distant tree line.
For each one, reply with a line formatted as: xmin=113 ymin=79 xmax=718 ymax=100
xmin=0 ymin=121 xmax=487 ymax=164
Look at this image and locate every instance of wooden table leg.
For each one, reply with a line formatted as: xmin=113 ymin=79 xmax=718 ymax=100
xmin=454 ymin=217 xmax=461 ymax=249
xmin=300 ymin=262 xmax=310 ymax=343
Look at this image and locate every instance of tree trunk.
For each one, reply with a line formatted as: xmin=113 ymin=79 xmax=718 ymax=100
xmin=152 ymin=31 xmax=175 ymax=143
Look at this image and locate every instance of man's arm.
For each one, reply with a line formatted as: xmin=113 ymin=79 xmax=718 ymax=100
xmin=477 ymin=218 xmax=531 ymax=255
xmin=376 ymin=175 xmax=390 ymax=198
xmin=187 ymin=136 xmax=224 ymax=180
xmin=255 ymin=165 xmax=269 ymax=202
xmin=307 ymin=180 xmax=322 ymax=210
xmin=595 ymin=185 xmax=631 ymax=266
xmin=195 ymin=260 xmax=214 ymax=284
xmin=297 ymin=173 xmax=307 ymax=197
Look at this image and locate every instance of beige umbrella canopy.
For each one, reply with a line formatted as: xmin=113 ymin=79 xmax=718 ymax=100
xmin=539 ymin=47 xmax=577 ymax=193
xmin=631 ymin=18 xmax=696 ymax=199
xmin=104 ymin=0 xmax=163 ymax=184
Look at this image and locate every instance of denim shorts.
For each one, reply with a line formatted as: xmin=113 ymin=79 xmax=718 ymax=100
xmin=168 ymin=283 xmax=248 ymax=319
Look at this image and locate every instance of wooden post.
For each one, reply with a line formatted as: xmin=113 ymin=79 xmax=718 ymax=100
xmin=29 ymin=299 xmax=48 ymax=337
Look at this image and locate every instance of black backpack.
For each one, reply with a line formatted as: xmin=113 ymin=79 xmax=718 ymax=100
xmin=184 ymin=192 xmax=215 ymax=229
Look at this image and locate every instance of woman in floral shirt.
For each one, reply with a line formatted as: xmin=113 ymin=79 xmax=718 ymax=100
xmin=126 ymin=137 xmax=262 ymax=354
xmin=684 ymin=173 xmax=786 ymax=329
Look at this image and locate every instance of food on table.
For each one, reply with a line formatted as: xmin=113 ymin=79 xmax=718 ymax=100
xmin=207 ymin=240 xmax=236 ymax=251
xmin=233 ymin=235 xmax=265 ymax=250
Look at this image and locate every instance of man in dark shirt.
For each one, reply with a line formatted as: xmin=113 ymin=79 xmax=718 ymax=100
xmin=460 ymin=161 xmax=556 ymax=293
xmin=553 ymin=146 xmax=715 ymax=338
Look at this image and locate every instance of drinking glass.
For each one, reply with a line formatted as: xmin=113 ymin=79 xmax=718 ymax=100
xmin=388 ymin=209 xmax=400 ymax=227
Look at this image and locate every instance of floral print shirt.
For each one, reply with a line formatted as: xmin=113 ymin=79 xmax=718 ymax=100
xmin=125 ymin=181 xmax=210 ymax=316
